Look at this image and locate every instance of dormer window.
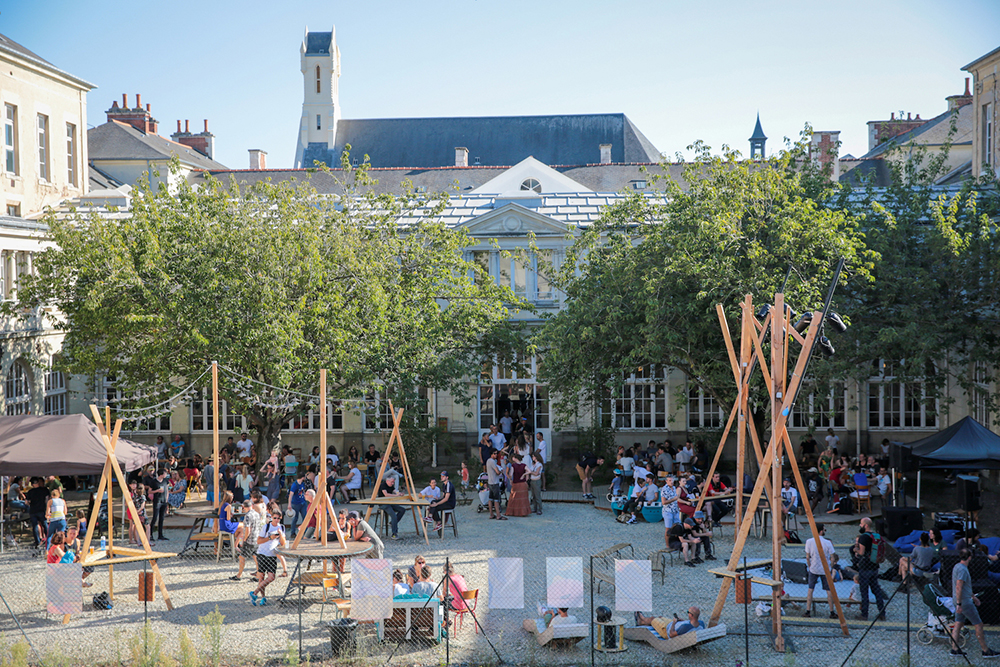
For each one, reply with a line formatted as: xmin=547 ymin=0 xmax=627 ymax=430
xmin=520 ymin=178 xmax=541 ymax=194
xmin=632 ymin=180 xmax=647 ymax=190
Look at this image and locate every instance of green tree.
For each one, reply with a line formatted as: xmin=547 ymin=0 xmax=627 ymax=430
xmin=536 ymin=137 xmax=874 ymax=435
xmin=21 ymin=161 xmax=525 ymax=456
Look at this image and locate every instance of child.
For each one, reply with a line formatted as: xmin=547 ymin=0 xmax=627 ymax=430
xmin=393 ymin=569 xmax=410 ymax=596
xmin=460 ymin=462 xmax=470 ymax=492
xmin=75 ymin=509 xmax=88 ymax=539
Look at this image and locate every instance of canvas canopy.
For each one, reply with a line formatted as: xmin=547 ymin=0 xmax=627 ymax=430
xmin=0 ymin=414 xmax=156 ymax=476
xmin=902 ymin=416 xmax=1000 ymax=471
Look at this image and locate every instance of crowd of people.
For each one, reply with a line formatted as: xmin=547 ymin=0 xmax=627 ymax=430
xmin=477 ymin=423 xmax=547 ymax=519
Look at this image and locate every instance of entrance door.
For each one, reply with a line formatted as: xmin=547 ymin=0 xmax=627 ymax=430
xmin=478 ymin=355 xmax=549 ymax=447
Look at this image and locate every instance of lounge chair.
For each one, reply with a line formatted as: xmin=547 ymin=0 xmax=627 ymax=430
xmin=522 ymin=617 xmax=589 ymax=647
xmin=624 ymin=622 xmax=727 ymax=653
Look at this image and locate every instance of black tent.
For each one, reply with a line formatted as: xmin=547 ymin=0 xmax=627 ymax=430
xmin=902 ymin=416 xmax=1000 ymax=470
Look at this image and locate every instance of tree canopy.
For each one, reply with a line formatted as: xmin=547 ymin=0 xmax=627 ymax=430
xmin=535 ymin=139 xmax=876 ymax=434
xmin=22 ymin=163 xmax=525 ymax=452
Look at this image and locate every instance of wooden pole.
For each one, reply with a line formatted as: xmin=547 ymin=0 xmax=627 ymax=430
xmin=319 ymin=369 xmax=328 ymax=545
xmin=105 ymin=405 xmax=114 ymax=599
xmin=212 ymin=362 xmax=220 ymax=513
xmin=736 ymin=295 xmax=751 ymax=526
xmin=770 ymin=293 xmax=785 ymax=651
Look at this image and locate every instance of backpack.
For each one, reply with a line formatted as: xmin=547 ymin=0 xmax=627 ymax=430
xmin=784 ymin=529 xmax=802 ymax=544
xmin=93 ymin=592 xmax=113 ymax=610
xmin=869 ymin=532 xmax=886 ymax=564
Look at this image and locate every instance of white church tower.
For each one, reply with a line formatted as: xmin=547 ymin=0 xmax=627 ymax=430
xmin=294 ymin=27 xmax=341 ymax=168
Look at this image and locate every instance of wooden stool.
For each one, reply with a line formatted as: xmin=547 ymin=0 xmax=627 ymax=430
xmin=370 ymin=509 xmax=390 ymax=537
xmin=216 ymin=531 xmax=237 ymax=562
xmin=438 ymin=509 xmax=457 ymax=539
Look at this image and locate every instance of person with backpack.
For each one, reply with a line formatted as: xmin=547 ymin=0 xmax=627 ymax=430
xmin=850 ymin=526 xmax=887 ymax=621
xmin=805 ymin=468 xmax=824 ymax=512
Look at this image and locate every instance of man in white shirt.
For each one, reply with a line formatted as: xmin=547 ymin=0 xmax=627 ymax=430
xmin=804 ymin=523 xmax=837 ymax=618
xmin=780 ymin=478 xmax=800 ymax=518
xmin=825 ymin=428 xmax=840 ymax=455
xmin=534 ymin=432 xmax=548 ymax=490
xmin=676 ymin=441 xmax=693 ymax=472
xmin=632 ymin=461 xmax=649 ymax=484
xmin=499 ymin=411 xmax=513 ymax=437
xmin=875 ymin=468 xmax=891 ymax=498
xmin=487 ymin=424 xmax=506 ymax=451
xmin=236 ymin=433 xmax=254 ymax=461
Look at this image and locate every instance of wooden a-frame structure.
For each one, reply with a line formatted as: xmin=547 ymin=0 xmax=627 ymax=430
xmin=78 ymin=405 xmax=176 ymax=618
xmin=702 ymin=293 xmax=848 ymax=650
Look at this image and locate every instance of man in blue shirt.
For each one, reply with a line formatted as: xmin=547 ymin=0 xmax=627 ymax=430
xmin=635 ymin=606 xmax=705 ymax=638
xmin=288 ymin=471 xmax=308 ymax=536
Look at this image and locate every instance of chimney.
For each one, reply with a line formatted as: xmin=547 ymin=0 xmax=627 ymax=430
xmin=455 ymin=147 xmax=468 ymax=167
xmin=249 ymin=149 xmax=268 ymax=170
xmin=866 ymin=111 xmax=930 ymax=150
xmin=599 ymin=143 xmax=612 ymax=164
xmin=946 ymin=77 xmax=974 ymax=112
xmin=106 ymin=93 xmax=158 ymax=134
xmin=171 ymin=118 xmax=216 ymax=159
xmin=810 ymin=131 xmax=841 ymax=181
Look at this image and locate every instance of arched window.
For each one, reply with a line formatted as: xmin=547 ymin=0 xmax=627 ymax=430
xmin=5 ymin=361 xmax=31 ymax=415
xmin=316 ymin=65 xmax=321 ymax=94
xmin=520 ymin=178 xmax=541 ymax=194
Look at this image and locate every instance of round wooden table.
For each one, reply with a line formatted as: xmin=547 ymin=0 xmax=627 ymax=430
xmin=275 ymin=541 xmax=374 ymax=603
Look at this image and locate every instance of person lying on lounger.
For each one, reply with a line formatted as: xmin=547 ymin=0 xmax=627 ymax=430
xmin=634 ymin=606 xmax=706 ymax=638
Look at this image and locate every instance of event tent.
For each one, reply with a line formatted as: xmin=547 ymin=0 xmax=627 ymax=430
xmin=902 ymin=416 xmax=1000 ymax=471
xmin=0 ymin=414 xmax=156 ymax=476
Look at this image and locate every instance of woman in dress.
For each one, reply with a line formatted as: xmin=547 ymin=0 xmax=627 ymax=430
xmin=504 ymin=453 xmax=531 ymax=517
xmin=167 ymin=472 xmax=187 ymax=510
xmin=218 ymin=491 xmax=240 ymax=536
xmin=235 ymin=465 xmax=254 ymax=503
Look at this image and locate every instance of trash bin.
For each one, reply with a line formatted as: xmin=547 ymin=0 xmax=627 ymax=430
xmin=324 ymin=618 xmax=358 ymax=655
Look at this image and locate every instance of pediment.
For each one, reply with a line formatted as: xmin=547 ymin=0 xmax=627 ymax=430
xmin=471 ymin=156 xmax=592 ymax=196
xmin=460 ymin=203 xmax=572 ymax=238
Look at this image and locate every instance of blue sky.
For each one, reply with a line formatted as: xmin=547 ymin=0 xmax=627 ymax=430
xmin=4 ymin=0 xmax=999 ymax=170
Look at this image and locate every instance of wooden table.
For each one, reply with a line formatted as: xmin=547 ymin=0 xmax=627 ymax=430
xmin=275 ymin=541 xmax=373 ymax=604
xmin=173 ymin=507 xmax=244 ymax=556
xmin=350 ymin=497 xmax=431 ymax=544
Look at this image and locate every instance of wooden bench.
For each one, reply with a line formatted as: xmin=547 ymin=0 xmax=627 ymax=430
xmin=593 ymin=542 xmax=634 ymax=568
xmin=707 ymin=567 xmax=783 ymax=589
xmin=584 ymin=567 xmax=616 ymax=594
xmin=650 ymin=548 xmax=680 ymax=582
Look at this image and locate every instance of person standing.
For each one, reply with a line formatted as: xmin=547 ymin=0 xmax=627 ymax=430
xmin=45 ymin=488 xmax=67 ymax=548
xmin=289 ymin=471 xmax=309 ymax=537
xmin=486 ymin=449 xmax=506 ymax=520
xmin=851 ymin=532 xmax=886 ymax=621
xmin=25 ymin=477 xmax=48 ymax=548
xmin=804 ymin=523 xmax=837 ymax=618
xmin=487 ymin=424 xmax=506 ymax=451
xmin=145 ymin=468 xmax=169 ymax=541
xmin=154 ymin=435 xmax=166 ymax=461
xmin=250 ymin=510 xmax=286 ymax=606
xmin=499 ymin=411 xmax=513 ymax=439
xmin=951 ymin=548 xmax=1000 ymax=658
xmin=824 ymin=428 xmax=840 ymax=455
xmin=203 ymin=457 xmax=216 ymax=504
xmin=236 ymin=432 xmax=254 ymax=463
xmin=528 ymin=452 xmax=544 ymax=515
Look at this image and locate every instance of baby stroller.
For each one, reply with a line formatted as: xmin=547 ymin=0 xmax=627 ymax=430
xmin=916 ymin=581 xmax=969 ymax=648
xmin=476 ymin=473 xmax=508 ymax=513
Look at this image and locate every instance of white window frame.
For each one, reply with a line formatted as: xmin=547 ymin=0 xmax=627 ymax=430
xmin=365 ymin=387 xmax=433 ymax=432
xmin=4 ymin=103 xmax=17 ymax=176
xmin=602 ymin=365 xmax=669 ymax=430
xmin=191 ymin=389 xmax=243 ymax=433
xmin=43 ymin=358 xmax=66 ymax=415
xmin=5 ymin=360 xmax=31 ymax=415
xmin=972 ymin=361 xmax=990 ymax=425
xmin=283 ymin=402 xmax=344 ymax=432
xmin=868 ymin=360 xmax=938 ymax=429
xmin=66 ymin=122 xmax=76 ymax=187
xmin=792 ymin=382 xmax=847 ymax=429
xmin=99 ymin=376 xmax=171 ymax=432
xmin=478 ymin=355 xmax=549 ymax=431
xmin=473 ymin=249 xmax=555 ymax=302
xmin=688 ymin=386 xmax=723 ymax=429
xmin=36 ymin=114 xmax=49 ymax=182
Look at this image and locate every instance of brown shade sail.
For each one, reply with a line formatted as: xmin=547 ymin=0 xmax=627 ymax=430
xmin=0 ymin=414 xmax=157 ymax=476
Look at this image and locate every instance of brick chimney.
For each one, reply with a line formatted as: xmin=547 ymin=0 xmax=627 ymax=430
xmin=105 ymin=93 xmax=158 ymax=134
xmin=599 ymin=144 xmax=612 ymax=164
xmin=248 ymin=149 xmax=268 ymax=170
xmin=946 ymin=77 xmax=974 ymax=112
xmin=866 ymin=111 xmax=930 ymax=151
xmin=171 ymin=119 xmax=216 ymax=159
xmin=455 ymin=147 xmax=468 ymax=167
xmin=810 ymin=131 xmax=841 ymax=181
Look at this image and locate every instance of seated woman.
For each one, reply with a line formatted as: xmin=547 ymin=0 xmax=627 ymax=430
xmin=167 ymin=472 xmax=188 ymax=510
xmin=393 ymin=569 xmax=411 ymax=596
xmin=182 ymin=459 xmax=202 ymax=493
xmin=218 ymin=491 xmax=240 ymax=535
xmin=441 ymin=562 xmax=468 ymax=612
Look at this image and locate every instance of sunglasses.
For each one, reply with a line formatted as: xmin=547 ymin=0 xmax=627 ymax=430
xmin=271 ymin=515 xmax=282 ymax=520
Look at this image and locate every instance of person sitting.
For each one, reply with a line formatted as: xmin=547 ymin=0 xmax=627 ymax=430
xmin=624 ymin=474 xmax=658 ymax=525
xmin=779 ymin=478 xmax=800 ymax=518
xmin=378 ymin=475 xmax=407 ymax=541
xmin=411 ymin=565 xmax=436 ymax=596
xmin=899 ymin=532 xmax=938 ymax=581
xmin=166 ymin=472 xmax=187 ymax=510
xmin=668 ymin=518 xmax=701 ymax=567
xmin=393 ymin=569 xmax=411 ymax=596
xmin=346 ymin=511 xmax=384 ymax=559
xmin=632 ymin=459 xmax=650 ymax=485
xmin=441 ymin=562 xmax=468 ymax=613
xmin=428 ymin=471 xmax=456 ymax=531
xmin=541 ymin=606 xmax=574 ymax=627
xmin=635 ymin=606 xmax=706 ymax=638
xmin=687 ymin=512 xmax=716 ymax=561
xmin=956 ymin=528 xmax=986 ymax=555
xmin=701 ymin=472 xmax=730 ymax=525
xmin=608 ymin=469 xmax=625 ymax=499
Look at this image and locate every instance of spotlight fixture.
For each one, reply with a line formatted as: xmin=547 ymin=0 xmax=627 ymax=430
xmin=793 ymin=312 xmax=812 ymax=333
xmin=825 ymin=312 xmax=848 ymax=333
xmin=756 ymin=304 xmax=771 ymax=319
xmin=817 ymin=336 xmax=835 ymax=358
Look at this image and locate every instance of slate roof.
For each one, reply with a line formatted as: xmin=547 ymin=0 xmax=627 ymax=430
xmin=0 ymin=32 xmax=94 ymax=89
xmin=89 ymin=121 xmax=227 ymax=170
xmin=859 ymin=105 xmax=972 ymax=159
xmin=750 ymin=114 xmax=767 ymax=140
xmin=0 ymin=215 xmax=48 ymax=232
xmin=205 ymin=162 xmax=686 ymax=200
xmin=89 ymin=164 xmax=125 ymax=190
xmin=301 ymin=113 xmax=662 ymax=169
xmin=305 ymin=32 xmax=333 ymax=55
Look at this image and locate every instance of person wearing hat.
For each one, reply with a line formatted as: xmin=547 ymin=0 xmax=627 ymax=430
xmin=667 ymin=514 xmax=701 ymax=567
xmin=427 ymin=471 xmax=456 ymax=532
xmin=687 ymin=511 xmax=716 ymax=561
xmin=805 ymin=467 xmax=824 ymax=512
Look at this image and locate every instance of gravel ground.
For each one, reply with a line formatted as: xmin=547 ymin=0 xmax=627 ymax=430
xmin=0 ymin=498 xmax=982 ymax=666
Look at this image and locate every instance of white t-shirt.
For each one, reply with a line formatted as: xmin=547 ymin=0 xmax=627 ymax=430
xmin=618 ymin=456 xmax=634 ymax=473
xmin=393 ymin=582 xmax=411 ymax=596
xmin=676 ymin=447 xmax=693 ymax=465
xmin=633 ymin=465 xmax=649 ymax=483
xmin=805 ymin=535 xmax=835 ymax=576
xmin=344 ymin=468 xmax=362 ymax=490
xmin=527 ymin=460 xmax=543 ymax=480
xmin=420 ymin=485 xmax=442 ymax=500
xmin=488 ymin=432 xmax=506 ymax=450
xmin=237 ymin=438 xmax=253 ymax=458
xmin=257 ymin=522 xmax=284 ymax=557
xmin=825 ymin=434 xmax=840 ymax=452
xmin=535 ymin=438 xmax=547 ymax=462
xmin=499 ymin=416 xmax=513 ymax=434
xmin=780 ymin=486 xmax=800 ymax=508
xmin=876 ymin=474 xmax=891 ymax=496
xmin=630 ymin=483 xmax=645 ymax=499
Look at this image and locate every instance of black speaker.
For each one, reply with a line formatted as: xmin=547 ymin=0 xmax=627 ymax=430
xmin=883 ymin=506 xmax=924 ymax=540
xmin=889 ymin=444 xmax=916 ymax=473
xmin=958 ymin=475 xmax=983 ymax=512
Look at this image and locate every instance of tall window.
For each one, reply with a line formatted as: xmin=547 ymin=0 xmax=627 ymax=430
xmin=477 ymin=249 xmax=556 ymax=302
xmin=3 ymin=104 xmax=17 ymax=175
xmin=603 ymin=365 xmax=668 ymax=429
xmin=868 ymin=360 xmax=937 ymax=429
xmin=1 ymin=250 xmax=30 ymax=300
xmin=66 ymin=123 xmax=77 ymax=187
xmin=688 ymin=387 xmax=722 ymax=429
xmin=316 ymin=65 xmax=321 ymax=93
xmin=365 ymin=387 xmax=432 ymax=431
xmin=985 ymin=103 xmax=994 ymax=169
xmin=5 ymin=361 xmax=31 ymax=415
xmin=99 ymin=376 xmax=170 ymax=432
xmin=316 ymin=114 xmax=321 ymax=130
xmin=792 ymin=382 xmax=847 ymax=429
xmin=972 ymin=361 xmax=990 ymax=425
xmin=283 ymin=402 xmax=343 ymax=431
xmin=36 ymin=114 xmax=49 ymax=181
xmin=43 ymin=358 xmax=66 ymax=415
xmin=191 ymin=390 xmax=242 ymax=433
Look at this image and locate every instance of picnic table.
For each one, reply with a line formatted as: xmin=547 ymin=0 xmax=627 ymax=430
xmin=275 ymin=541 xmax=373 ymax=604
xmin=350 ymin=496 xmax=432 ymax=544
